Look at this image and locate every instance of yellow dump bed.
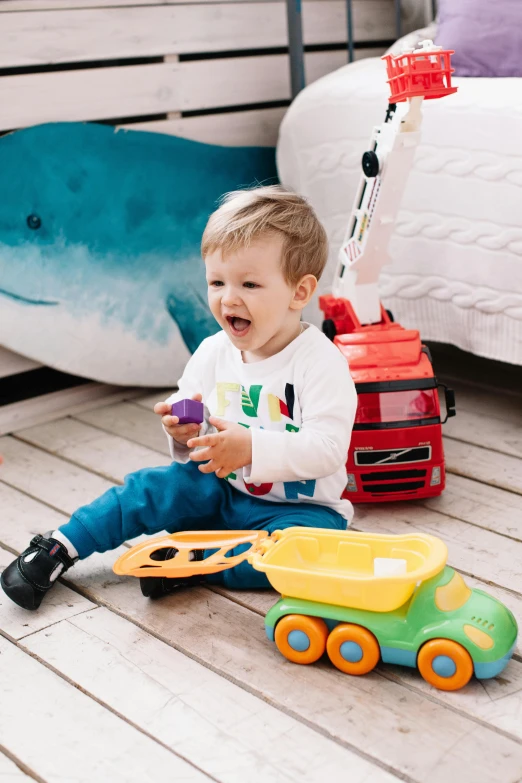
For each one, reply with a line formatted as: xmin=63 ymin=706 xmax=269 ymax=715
xmin=249 ymin=528 xmax=448 ymax=612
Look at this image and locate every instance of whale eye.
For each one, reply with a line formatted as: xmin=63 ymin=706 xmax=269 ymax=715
xmin=27 ymin=214 xmax=41 ymax=230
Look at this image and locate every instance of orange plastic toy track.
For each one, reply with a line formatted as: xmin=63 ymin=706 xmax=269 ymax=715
xmin=113 ymin=530 xmax=268 ymax=578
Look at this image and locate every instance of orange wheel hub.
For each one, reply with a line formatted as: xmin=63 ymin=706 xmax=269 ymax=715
xmin=417 ymin=639 xmax=473 ymax=691
xmin=326 ymin=624 xmax=380 ymax=675
xmin=274 ymin=615 xmax=328 ymax=665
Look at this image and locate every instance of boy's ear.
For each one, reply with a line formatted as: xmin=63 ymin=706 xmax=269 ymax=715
xmin=290 ymin=274 xmax=318 ymax=310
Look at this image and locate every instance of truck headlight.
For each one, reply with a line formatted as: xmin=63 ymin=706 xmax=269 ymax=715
xmin=430 ymin=467 xmax=441 ymax=486
xmin=346 ymin=473 xmax=358 ymax=492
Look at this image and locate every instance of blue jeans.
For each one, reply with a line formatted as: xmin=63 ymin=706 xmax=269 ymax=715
xmin=59 ymin=461 xmax=347 ymax=589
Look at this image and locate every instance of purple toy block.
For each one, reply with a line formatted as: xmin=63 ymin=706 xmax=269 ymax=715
xmin=171 ymin=398 xmax=204 ymax=424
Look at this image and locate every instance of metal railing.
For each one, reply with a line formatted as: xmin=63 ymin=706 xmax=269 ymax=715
xmin=286 ymin=0 xmax=404 ymax=98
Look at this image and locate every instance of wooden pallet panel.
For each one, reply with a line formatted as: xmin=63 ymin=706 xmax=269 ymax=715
xmin=0 ymin=636 xmax=213 ymax=782
xmin=0 ymin=2 xmax=396 ymax=68
xmin=0 ymin=0 xmax=417 ymax=9
xmin=126 ymin=107 xmax=288 ymax=147
xmin=1 ymin=0 xmax=282 ymax=7
xmin=0 ymin=51 xmax=354 ymax=131
xmin=21 ymin=607 xmax=399 ymax=783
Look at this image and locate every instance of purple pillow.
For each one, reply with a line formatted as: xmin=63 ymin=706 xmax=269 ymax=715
xmin=435 ymin=0 xmax=522 ymax=77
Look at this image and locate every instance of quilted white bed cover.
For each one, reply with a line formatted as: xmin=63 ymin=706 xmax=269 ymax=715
xmin=277 ymin=56 xmax=522 ymax=365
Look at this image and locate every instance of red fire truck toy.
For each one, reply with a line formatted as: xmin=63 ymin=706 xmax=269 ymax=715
xmin=320 ymin=41 xmax=457 ymax=503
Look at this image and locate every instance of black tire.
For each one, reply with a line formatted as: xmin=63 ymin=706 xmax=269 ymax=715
xmin=322 ymin=319 xmax=337 ymax=341
xmin=362 ymin=151 xmax=379 ymax=178
xmin=385 ymin=309 xmax=394 ymax=322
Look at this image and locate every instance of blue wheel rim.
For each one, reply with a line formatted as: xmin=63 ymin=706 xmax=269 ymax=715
xmin=432 ymin=655 xmax=457 ymax=678
xmin=288 ymin=629 xmax=310 ymax=652
xmin=340 ymin=641 xmax=363 ymax=663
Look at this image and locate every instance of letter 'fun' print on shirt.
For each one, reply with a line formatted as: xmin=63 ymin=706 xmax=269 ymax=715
xmin=215 ymin=381 xmax=316 ymax=500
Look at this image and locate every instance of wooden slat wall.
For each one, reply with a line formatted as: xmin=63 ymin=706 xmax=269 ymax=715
xmin=0 ymin=2 xmax=399 ymax=66
xmin=0 ymin=0 xmax=424 ymax=146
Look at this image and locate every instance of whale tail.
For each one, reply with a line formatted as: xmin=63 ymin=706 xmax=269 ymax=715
xmin=166 ymin=287 xmax=220 ymax=354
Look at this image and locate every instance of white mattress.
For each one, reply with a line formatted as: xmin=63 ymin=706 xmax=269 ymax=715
xmin=277 ymin=56 xmax=522 ymax=365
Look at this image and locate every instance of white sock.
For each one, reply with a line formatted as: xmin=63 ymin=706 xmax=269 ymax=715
xmin=49 ymin=563 xmax=64 ymax=582
xmin=50 ymin=530 xmax=79 ymax=560
xmin=22 ymin=530 xmax=77 ymax=583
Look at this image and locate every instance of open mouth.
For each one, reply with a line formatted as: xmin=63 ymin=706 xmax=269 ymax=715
xmin=226 ymin=315 xmax=251 ymax=337
xmin=0 ymin=286 xmax=59 ymax=306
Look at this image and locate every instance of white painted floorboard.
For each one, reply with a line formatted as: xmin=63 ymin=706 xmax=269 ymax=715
xmin=0 ymin=353 xmax=521 ymax=782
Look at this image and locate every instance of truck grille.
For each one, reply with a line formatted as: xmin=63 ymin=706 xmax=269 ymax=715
xmin=354 ymin=446 xmax=431 ymax=466
xmin=363 ymin=481 xmax=425 ymax=494
xmin=361 ymin=470 xmax=427 ymax=481
xmin=360 ymin=468 xmax=427 ymax=495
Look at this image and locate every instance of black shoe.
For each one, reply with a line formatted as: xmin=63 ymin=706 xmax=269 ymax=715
xmin=1 ymin=532 xmax=77 ymax=611
xmin=140 ymin=546 xmax=204 ymax=599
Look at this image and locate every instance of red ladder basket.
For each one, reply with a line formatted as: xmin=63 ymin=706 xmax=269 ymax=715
xmin=382 ymin=45 xmax=457 ymax=103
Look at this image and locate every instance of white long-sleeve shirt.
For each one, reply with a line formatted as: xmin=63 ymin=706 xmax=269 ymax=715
xmin=165 ymin=324 xmax=357 ymax=521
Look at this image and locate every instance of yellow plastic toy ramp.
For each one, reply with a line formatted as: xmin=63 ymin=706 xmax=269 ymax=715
xmin=248 ymin=528 xmax=448 ymax=613
xmin=113 ymin=530 xmax=268 ymax=578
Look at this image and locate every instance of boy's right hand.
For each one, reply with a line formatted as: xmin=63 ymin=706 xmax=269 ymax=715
xmin=154 ymin=393 xmax=203 ymax=446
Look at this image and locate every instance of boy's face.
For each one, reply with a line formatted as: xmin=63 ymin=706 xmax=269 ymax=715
xmin=205 ymin=234 xmax=302 ymax=361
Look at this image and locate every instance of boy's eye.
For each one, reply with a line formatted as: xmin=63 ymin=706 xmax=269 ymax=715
xmin=209 ymin=280 xmax=224 ymax=287
xmin=243 ymin=282 xmax=259 ymax=289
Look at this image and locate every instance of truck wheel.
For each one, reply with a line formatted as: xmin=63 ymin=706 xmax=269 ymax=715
xmin=274 ymin=615 xmax=328 ymax=665
xmin=362 ymin=150 xmax=380 ymax=178
xmin=326 ymin=624 xmax=380 ymax=675
xmin=417 ymin=639 xmax=473 ymax=691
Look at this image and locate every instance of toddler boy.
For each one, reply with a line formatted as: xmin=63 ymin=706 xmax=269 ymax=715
xmin=1 ymin=186 xmax=357 ymax=610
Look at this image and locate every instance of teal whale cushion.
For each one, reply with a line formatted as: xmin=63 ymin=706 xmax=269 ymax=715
xmin=0 ymin=122 xmax=278 ymax=386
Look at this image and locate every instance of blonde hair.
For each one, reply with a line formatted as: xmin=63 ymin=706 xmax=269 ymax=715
xmin=201 ymin=185 xmax=328 ymax=285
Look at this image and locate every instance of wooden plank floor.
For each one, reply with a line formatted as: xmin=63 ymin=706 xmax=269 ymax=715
xmin=0 ymin=347 xmax=521 ymax=783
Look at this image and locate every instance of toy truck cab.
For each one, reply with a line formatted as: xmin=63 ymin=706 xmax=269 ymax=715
xmin=321 ymin=295 xmax=455 ymax=502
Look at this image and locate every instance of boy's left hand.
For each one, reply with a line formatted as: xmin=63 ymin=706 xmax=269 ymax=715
xmin=187 ymin=417 xmax=252 ymax=478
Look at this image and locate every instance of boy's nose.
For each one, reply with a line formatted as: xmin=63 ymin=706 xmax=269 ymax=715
xmin=221 ymin=286 xmax=242 ymax=306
